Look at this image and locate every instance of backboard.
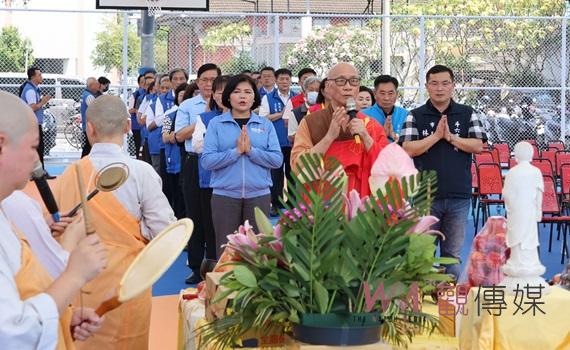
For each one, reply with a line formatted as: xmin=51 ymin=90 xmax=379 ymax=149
xmin=95 ymin=0 xmax=208 ymax=11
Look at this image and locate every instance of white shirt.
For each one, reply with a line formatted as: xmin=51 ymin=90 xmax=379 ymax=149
xmin=88 ymin=143 xmax=176 ymax=239
xmin=281 ymin=99 xmax=294 ymax=121
xmin=139 ymin=95 xmax=152 ymax=118
xmin=2 ymin=191 xmax=69 ymax=279
xmin=153 ymin=90 xmax=175 ymax=127
xmin=85 ymin=94 xmax=95 ymax=106
xmin=145 ymin=99 xmax=157 ymax=128
xmin=258 ymin=90 xmax=292 ymax=118
xmin=288 ymin=106 xmax=300 ymax=137
xmin=0 ymin=210 xmax=60 ymax=349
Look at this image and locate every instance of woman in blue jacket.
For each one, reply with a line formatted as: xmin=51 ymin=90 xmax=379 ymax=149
xmin=202 ymin=74 xmax=283 ymax=256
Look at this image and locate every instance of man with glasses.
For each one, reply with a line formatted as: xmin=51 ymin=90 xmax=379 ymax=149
xmin=362 ymin=75 xmax=408 ymax=142
xmin=399 ymin=64 xmax=487 ymax=280
xmin=291 ymin=62 xmax=389 ymax=197
xmin=175 ymin=63 xmax=220 ymax=284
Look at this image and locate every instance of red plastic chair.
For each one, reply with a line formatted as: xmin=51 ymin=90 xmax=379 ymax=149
xmin=493 ymin=143 xmax=510 ymax=167
xmin=548 ymin=140 xmax=565 ymax=151
xmin=471 ymin=162 xmax=479 ymax=220
xmin=531 ymin=158 xmax=554 ymax=177
xmin=475 ymin=163 xmax=504 ymax=231
xmin=475 ymin=151 xmax=495 ymax=166
xmin=541 ymin=175 xmax=569 ymax=262
xmin=555 ymin=150 xmax=570 ymax=177
xmin=509 ymin=158 xmax=518 ymax=169
xmin=541 ymin=148 xmax=557 ymax=174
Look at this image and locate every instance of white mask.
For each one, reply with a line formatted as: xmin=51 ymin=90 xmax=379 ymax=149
xmin=306 ymin=91 xmax=318 ymax=105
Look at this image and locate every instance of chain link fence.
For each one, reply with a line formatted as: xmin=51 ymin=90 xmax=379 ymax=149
xmin=0 ymin=8 xmax=569 ymax=156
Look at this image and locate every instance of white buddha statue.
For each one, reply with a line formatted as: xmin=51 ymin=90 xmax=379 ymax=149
xmin=501 ymin=141 xmax=549 ymax=294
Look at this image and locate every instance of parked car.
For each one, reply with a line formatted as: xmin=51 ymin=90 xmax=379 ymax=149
xmin=0 ymin=72 xmax=85 ymax=102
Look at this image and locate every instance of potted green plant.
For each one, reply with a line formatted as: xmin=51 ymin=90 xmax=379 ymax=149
xmin=198 ymin=145 xmax=455 ymax=349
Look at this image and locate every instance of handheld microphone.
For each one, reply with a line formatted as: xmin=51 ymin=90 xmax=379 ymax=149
xmin=345 ymin=97 xmax=361 ymax=144
xmin=31 ymin=162 xmax=60 ymax=222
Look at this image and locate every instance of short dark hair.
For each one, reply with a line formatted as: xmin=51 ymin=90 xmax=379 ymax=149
xmin=221 ymin=74 xmax=261 ymax=111
xmin=260 ymin=66 xmax=275 ymax=76
xmin=182 ymin=82 xmax=200 ymax=102
xmin=241 ymin=69 xmax=252 ymax=74
xmin=251 ymin=71 xmax=260 ymax=76
xmin=359 ymin=86 xmax=375 ymax=106
xmin=373 ymin=75 xmax=399 ymax=90
xmin=169 ymin=68 xmax=188 ymax=81
xmin=316 ymin=78 xmax=328 ymax=105
xmin=209 ymin=75 xmax=232 ymax=111
xmin=27 ymin=67 xmax=40 ymax=80
xmin=174 ymin=83 xmax=188 ymax=106
xmin=275 ymin=68 xmax=293 ymax=79
xmin=197 ymin=63 xmax=221 ymax=78
xmin=297 ymin=67 xmax=317 ymax=80
xmin=98 ymin=76 xmax=111 ymax=85
xmin=137 ymin=75 xmax=145 ymax=85
xmin=426 ymin=65 xmax=454 ymax=82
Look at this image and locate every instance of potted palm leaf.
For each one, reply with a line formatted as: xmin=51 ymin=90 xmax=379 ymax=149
xmin=198 ymin=144 xmax=455 ymax=349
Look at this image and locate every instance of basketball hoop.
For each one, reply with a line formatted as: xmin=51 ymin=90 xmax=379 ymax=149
xmin=146 ymin=0 xmax=163 ymax=16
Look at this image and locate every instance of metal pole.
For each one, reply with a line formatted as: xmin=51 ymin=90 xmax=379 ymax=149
xmin=418 ymin=16 xmax=426 ymax=103
xmin=381 ymin=0 xmax=391 ymax=74
xmin=273 ymin=14 xmax=280 ymax=68
xmin=141 ymin=10 xmax=155 ymax=69
xmin=121 ymin=12 xmax=129 ymax=102
xmin=561 ymin=17 xmax=567 ymax=142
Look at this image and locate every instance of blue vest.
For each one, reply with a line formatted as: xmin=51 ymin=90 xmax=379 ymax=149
xmin=259 ymin=86 xmax=274 ymax=99
xmin=147 ymin=93 xmax=163 ymax=155
xmin=130 ymin=87 xmax=145 ymax=131
xmin=20 ymin=81 xmax=44 ymax=123
xmin=266 ymin=89 xmax=296 ymax=147
xmin=164 ymin=108 xmax=182 ymax=174
xmin=198 ymin=109 xmax=222 ymax=188
xmin=80 ymin=89 xmax=95 ymax=131
xmin=362 ymin=104 xmax=408 ymax=142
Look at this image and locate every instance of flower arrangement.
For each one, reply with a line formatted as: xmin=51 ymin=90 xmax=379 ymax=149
xmin=198 ymin=145 xmax=456 ymax=349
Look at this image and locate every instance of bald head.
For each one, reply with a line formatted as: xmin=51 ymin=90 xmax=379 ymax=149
xmin=327 ymin=62 xmax=358 ymax=79
xmin=87 ymin=77 xmax=99 ymax=93
xmin=326 ymin=63 xmax=360 ymax=108
xmin=0 ymin=91 xmax=37 ymax=144
xmin=87 ymin=95 xmax=129 ymax=138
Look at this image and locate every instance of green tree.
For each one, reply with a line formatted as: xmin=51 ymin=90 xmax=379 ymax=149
xmin=202 ymin=21 xmax=251 ymax=53
xmin=0 ymin=26 xmax=34 ymax=72
xmin=392 ymin=0 xmax=565 ymax=87
xmin=91 ymin=16 xmax=141 ymax=75
xmin=286 ymin=23 xmax=381 ymax=81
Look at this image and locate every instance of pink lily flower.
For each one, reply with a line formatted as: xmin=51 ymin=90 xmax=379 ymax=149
xmin=343 ymin=189 xmax=368 ymax=220
xmin=409 ymin=215 xmax=445 ymax=239
xmin=369 ymin=143 xmax=418 ymax=194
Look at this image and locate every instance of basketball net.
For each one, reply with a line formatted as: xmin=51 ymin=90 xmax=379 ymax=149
xmin=146 ymin=0 xmax=163 ymax=16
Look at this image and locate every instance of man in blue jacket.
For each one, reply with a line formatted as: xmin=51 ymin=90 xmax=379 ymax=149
xmin=362 ymin=75 xmax=408 ymax=142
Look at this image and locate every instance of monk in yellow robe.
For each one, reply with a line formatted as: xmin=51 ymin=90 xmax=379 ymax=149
xmin=52 ymin=96 xmax=176 ymax=350
xmin=0 ymin=91 xmax=108 ymax=349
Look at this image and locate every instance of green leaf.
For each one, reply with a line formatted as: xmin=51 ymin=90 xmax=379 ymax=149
xmin=254 ymin=207 xmax=274 ymax=235
xmin=234 ymin=266 xmax=257 ymax=288
xmin=313 ymin=280 xmax=329 ymax=314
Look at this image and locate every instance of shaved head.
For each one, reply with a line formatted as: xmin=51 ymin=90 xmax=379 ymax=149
xmin=87 ymin=95 xmax=129 ymax=138
xmin=327 ymin=62 xmax=358 ymax=79
xmin=0 ymin=91 xmax=37 ymax=143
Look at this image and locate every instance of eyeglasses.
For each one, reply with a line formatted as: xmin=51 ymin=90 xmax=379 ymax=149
xmin=330 ymin=77 xmax=360 ymax=87
xmin=427 ymin=80 xmax=453 ymax=87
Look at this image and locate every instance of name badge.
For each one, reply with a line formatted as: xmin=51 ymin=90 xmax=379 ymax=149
xmin=251 ymin=127 xmax=265 ymax=134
